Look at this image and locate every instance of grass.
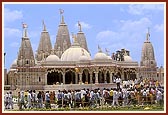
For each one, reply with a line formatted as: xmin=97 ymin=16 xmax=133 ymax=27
xmin=11 ymin=104 xmax=164 ymax=111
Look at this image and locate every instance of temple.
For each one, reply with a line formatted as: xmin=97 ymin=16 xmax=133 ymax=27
xmin=5 ymin=11 xmax=162 ymax=91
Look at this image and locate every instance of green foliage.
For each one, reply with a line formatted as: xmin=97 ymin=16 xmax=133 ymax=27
xmin=11 ymin=104 xmax=164 ymax=111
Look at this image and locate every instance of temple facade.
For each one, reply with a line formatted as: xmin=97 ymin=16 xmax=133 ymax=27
xmin=5 ymin=12 xmax=159 ymax=91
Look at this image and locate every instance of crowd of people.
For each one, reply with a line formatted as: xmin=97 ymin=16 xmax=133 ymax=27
xmin=4 ymin=77 xmax=164 ymax=110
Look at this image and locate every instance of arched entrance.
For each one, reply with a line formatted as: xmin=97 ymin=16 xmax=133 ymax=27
xmin=65 ymin=70 xmax=75 ymax=84
xmin=98 ymin=71 xmax=104 ymax=83
xmin=82 ymin=69 xmax=90 ymax=84
xmin=106 ymin=71 xmax=110 ymax=83
xmin=47 ymin=72 xmax=63 ymax=85
xmin=92 ymin=72 xmax=95 ymax=84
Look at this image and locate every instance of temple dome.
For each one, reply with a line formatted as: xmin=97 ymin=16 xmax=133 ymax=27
xmin=61 ymin=42 xmax=91 ymax=61
xmin=46 ymin=54 xmax=60 ymax=62
xmin=11 ymin=59 xmax=17 ymax=67
xmin=94 ymin=52 xmax=108 ymax=60
xmin=124 ymin=55 xmax=132 ymax=62
xmin=107 ymin=55 xmax=112 ymax=60
xmin=79 ymin=55 xmax=90 ymax=61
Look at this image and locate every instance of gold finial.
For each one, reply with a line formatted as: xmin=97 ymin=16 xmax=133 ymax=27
xmin=78 ymin=21 xmax=82 ymax=32
xmin=51 ymin=49 xmax=55 ymax=55
xmin=72 ymin=33 xmax=77 ymax=43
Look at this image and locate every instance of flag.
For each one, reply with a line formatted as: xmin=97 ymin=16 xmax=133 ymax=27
xmin=105 ymin=48 xmax=109 ymax=53
xmin=98 ymin=45 xmax=102 ymax=52
xmin=59 ymin=9 xmax=64 ymax=14
xmin=22 ymin=23 xmax=28 ymax=28
xmin=98 ymin=45 xmax=100 ymax=50
xmin=148 ymin=33 xmax=150 ymax=37
xmin=148 ymin=27 xmax=150 ymax=37
xmin=78 ymin=21 xmax=81 ymax=27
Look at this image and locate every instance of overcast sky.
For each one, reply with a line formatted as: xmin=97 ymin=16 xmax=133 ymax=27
xmin=3 ymin=2 xmax=165 ymax=70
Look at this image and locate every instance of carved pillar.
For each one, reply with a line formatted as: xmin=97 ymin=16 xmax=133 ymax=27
xmin=63 ymin=73 xmax=65 ymax=84
xmin=75 ymin=73 xmax=78 ymax=84
xmin=45 ymin=73 xmax=47 ymax=85
xmin=95 ymin=72 xmax=98 ymax=84
xmin=90 ymin=72 xmax=93 ymax=83
xmin=104 ymin=71 xmax=107 ymax=83
xmin=110 ymin=72 xmax=112 ymax=83
xmin=79 ymin=73 xmax=82 ymax=83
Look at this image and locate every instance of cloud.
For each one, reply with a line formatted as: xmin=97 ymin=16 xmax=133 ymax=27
xmin=4 ymin=27 xmax=22 ymax=38
xmin=154 ymin=23 xmax=164 ymax=32
xmin=96 ymin=17 xmax=153 ymax=58
xmin=128 ymin=4 xmax=164 ymax=15
xmin=4 ymin=8 xmax=23 ymax=23
xmin=96 ymin=30 xmax=118 ymax=40
xmin=75 ymin=21 xmax=92 ymax=30
xmin=9 ymin=42 xmax=19 ymax=47
xmin=120 ymin=17 xmax=152 ymax=32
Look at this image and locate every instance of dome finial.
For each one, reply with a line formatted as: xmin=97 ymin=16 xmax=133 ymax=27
xmin=22 ymin=22 xmax=28 ymax=37
xmin=42 ymin=20 xmax=46 ymax=31
xmin=98 ymin=45 xmax=102 ymax=52
xmin=72 ymin=33 xmax=77 ymax=43
xmin=51 ymin=49 xmax=55 ymax=55
xmin=146 ymin=27 xmax=150 ymax=42
xmin=78 ymin=21 xmax=82 ymax=32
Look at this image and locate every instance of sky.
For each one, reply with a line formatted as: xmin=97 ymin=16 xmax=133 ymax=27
xmin=3 ymin=2 xmax=165 ymax=71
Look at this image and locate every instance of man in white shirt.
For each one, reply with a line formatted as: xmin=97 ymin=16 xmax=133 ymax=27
xmin=116 ymin=77 xmax=121 ymax=89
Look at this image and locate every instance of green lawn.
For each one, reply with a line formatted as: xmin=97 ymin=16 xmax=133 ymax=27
xmin=12 ymin=104 xmax=164 ymax=111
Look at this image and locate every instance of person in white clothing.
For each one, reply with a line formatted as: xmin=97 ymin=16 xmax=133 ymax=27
xmin=27 ymin=90 xmax=32 ymax=108
xmin=112 ymin=89 xmax=119 ymax=106
xmin=116 ymin=77 xmax=121 ymax=89
xmin=8 ymin=92 xmax=13 ymax=109
xmin=4 ymin=92 xmax=9 ymax=109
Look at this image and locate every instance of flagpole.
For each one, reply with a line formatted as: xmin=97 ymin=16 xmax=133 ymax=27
xmin=4 ymin=52 xmax=6 ymax=68
xmin=59 ymin=9 xmax=62 ymax=23
xmin=22 ymin=22 xmax=23 ymax=37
